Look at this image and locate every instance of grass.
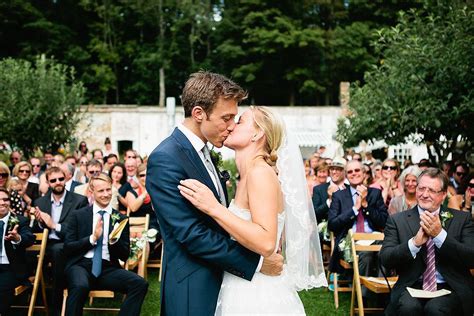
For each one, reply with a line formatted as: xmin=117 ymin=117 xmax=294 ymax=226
xmin=79 ymin=271 xmax=351 ymax=316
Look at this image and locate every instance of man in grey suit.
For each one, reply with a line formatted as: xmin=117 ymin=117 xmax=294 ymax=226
xmin=33 ymin=166 xmax=88 ymax=315
xmin=380 ymin=168 xmax=474 ymax=316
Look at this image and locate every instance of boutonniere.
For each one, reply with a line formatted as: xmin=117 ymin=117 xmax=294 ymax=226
xmin=209 ymin=148 xmax=223 ymax=170
xmin=440 ymin=210 xmax=453 ymax=227
xmin=8 ymin=213 xmax=20 ymax=230
xmin=111 ymin=212 xmax=121 ymax=227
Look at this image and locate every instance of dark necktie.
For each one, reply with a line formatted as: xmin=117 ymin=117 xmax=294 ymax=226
xmin=423 ymin=238 xmax=437 ymax=291
xmin=0 ymin=221 xmax=4 ymax=257
xmin=92 ymin=210 xmax=106 ymax=277
xmin=202 ymin=146 xmax=226 ymax=205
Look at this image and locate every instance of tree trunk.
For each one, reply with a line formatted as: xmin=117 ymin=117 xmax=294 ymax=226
xmin=159 ymin=67 xmax=165 ymax=107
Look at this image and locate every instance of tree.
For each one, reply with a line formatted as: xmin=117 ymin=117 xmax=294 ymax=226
xmin=337 ymin=1 xmax=474 ymax=163
xmin=0 ymin=56 xmax=85 ymax=157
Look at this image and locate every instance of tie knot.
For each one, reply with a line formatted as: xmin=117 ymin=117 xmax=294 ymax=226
xmin=98 ymin=210 xmax=106 ymax=217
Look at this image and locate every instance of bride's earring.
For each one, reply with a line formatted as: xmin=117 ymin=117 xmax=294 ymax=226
xmin=251 ymin=134 xmax=257 ymax=142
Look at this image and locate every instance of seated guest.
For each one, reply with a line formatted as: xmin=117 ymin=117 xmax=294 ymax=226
xmin=109 ymin=163 xmax=131 ymax=213
xmin=0 ymin=187 xmax=35 ymax=315
xmin=388 ymin=165 xmax=422 ymax=215
xmin=370 ymin=158 xmax=403 ymax=206
xmin=328 ymin=160 xmax=388 ymax=274
xmin=104 ymin=153 xmax=118 ymax=172
xmin=312 ymin=157 xmax=347 ymax=223
xmin=33 ymin=166 xmax=88 ymax=315
xmin=12 ymin=161 xmax=39 ymax=204
xmin=0 ymin=162 xmax=11 ymax=189
xmin=61 ymin=162 xmax=82 ymax=192
xmin=314 ymin=162 xmax=330 ymax=187
xmin=64 ymin=174 xmax=148 ymax=316
xmin=380 ymin=168 xmax=474 ymax=316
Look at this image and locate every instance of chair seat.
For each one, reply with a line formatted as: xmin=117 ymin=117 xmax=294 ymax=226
xmin=359 ymin=276 xmax=398 ymax=293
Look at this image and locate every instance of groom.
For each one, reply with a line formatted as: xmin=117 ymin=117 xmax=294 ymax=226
xmin=147 ymin=71 xmax=284 ymax=315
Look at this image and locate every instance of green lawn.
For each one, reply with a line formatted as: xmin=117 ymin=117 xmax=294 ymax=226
xmin=81 ymin=271 xmax=351 ymax=315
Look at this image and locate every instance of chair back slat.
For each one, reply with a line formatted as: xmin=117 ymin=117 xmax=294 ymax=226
xmin=354 ymin=244 xmax=382 ymax=252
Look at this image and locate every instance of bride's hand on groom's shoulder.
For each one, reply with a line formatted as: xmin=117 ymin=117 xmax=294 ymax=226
xmin=178 ymin=179 xmax=220 ymax=215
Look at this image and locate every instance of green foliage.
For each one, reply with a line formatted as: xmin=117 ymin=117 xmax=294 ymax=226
xmin=0 ymin=56 xmax=85 ymax=157
xmin=337 ymin=2 xmax=474 ymax=163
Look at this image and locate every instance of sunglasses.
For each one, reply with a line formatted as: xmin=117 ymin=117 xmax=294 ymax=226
xmin=469 ymin=183 xmax=474 ymax=188
xmin=19 ymin=169 xmax=31 ymax=174
xmin=49 ymin=177 xmax=65 ymax=183
xmin=382 ymin=166 xmax=397 ymax=171
xmin=32 ymin=164 xmax=41 ymax=168
xmin=0 ymin=173 xmax=9 ymax=178
xmin=88 ymin=170 xmax=101 ymax=176
xmin=139 ymin=174 xmax=146 ymax=178
xmin=80 ymin=161 xmax=88 ymax=165
xmin=0 ymin=197 xmax=10 ymax=202
xmin=456 ymin=172 xmax=466 ymax=177
xmin=347 ymin=168 xmax=361 ymax=175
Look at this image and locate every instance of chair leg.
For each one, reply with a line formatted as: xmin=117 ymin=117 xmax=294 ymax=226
xmin=61 ymin=291 xmax=67 ymax=316
xmin=41 ymin=277 xmax=49 ymax=316
xmin=334 ymin=273 xmax=339 ymax=309
xmin=350 ymin=275 xmax=356 ymax=316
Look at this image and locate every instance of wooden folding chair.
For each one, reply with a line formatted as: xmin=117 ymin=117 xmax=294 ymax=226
xmin=11 ymin=228 xmax=49 ymax=316
xmin=61 ymin=289 xmax=119 ymax=315
xmin=146 ymin=239 xmax=164 ymax=282
xmin=126 ymin=214 xmax=150 ymax=279
xmin=349 ymin=230 xmax=398 ymax=316
xmin=329 ymin=231 xmax=353 ymax=309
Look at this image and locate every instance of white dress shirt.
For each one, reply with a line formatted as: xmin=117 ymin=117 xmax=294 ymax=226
xmin=85 ymin=203 xmax=112 ymax=261
xmin=49 ymin=192 xmax=66 ymax=240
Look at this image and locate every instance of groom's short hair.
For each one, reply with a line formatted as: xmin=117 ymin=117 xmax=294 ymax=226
xmin=181 ymin=71 xmax=247 ymax=117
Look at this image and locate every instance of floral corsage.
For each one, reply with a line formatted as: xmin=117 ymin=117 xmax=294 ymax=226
xmin=440 ymin=210 xmax=453 ymax=227
xmin=111 ymin=212 xmax=121 ymax=228
xmin=8 ymin=212 xmax=20 ymax=231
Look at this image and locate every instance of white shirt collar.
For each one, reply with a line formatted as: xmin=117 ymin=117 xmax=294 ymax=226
xmin=417 ymin=205 xmax=440 ymax=215
xmin=0 ymin=212 xmax=9 ymax=225
xmin=93 ymin=203 xmax=112 ymax=215
xmin=177 ymin=124 xmax=207 ymax=153
xmin=51 ymin=192 xmax=66 ymax=205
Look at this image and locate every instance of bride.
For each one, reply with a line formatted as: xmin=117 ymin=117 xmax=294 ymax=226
xmin=179 ymin=106 xmax=327 ymax=315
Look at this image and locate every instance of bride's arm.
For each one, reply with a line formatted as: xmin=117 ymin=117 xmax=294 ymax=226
xmin=179 ymin=166 xmax=280 ymax=257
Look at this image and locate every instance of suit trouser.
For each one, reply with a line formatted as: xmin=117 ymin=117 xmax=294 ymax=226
xmin=45 ymin=240 xmax=65 ymax=316
xmin=395 ymin=282 xmax=462 ymax=316
xmin=65 ymin=258 xmax=148 ymax=316
xmin=0 ymin=265 xmax=21 ymax=315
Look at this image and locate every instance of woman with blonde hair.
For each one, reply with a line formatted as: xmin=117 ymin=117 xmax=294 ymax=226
xmin=12 ymin=161 xmax=39 ymax=204
xmin=0 ymin=162 xmax=10 ymax=189
xmin=370 ymin=158 xmax=403 ymax=205
xmin=179 ymin=106 xmax=326 ymax=315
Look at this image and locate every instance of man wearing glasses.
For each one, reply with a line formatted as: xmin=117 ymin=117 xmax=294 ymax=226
xmin=74 ymin=159 xmax=103 ymax=198
xmin=29 ymin=157 xmax=43 ymax=184
xmin=328 ymin=160 xmax=388 ymax=275
xmin=381 ymin=168 xmax=474 ymax=316
xmin=33 ymin=167 xmax=88 ymax=315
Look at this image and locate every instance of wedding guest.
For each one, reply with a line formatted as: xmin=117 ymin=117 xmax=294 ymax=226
xmin=60 ymin=163 xmax=82 ymax=192
xmin=314 ymin=162 xmax=330 ymax=187
xmin=103 ymin=137 xmax=115 ymax=157
xmin=8 ymin=178 xmax=30 ymax=217
xmin=371 ymin=162 xmax=383 ymax=183
xmin=388 ymin=165 xmax=422 ymax=215
xmin=75 ymin=141 xmax=89 ymax=160
xmin=363 ymin=163 xmax=374 ymax=187
xmin=451 ymin=161 xmax=469 ymax=194
xmin=29 ymin=157 xmax=43 ymax=184
xmin=9 ymin=150 xmax=22 ymax=172
xmin=63 ymin=174 xmax=148 ymax=316
xmin=105 ymin=153 xmax=118 ymax=172
xmin=305 ymin=160 xmax=317 ymax=196
xmin=92 ymin=149 xmax=104 ymax=163
xmin=42 ymin=150 xmax=54 ymax=171
xmin=109 ymin=163 xmax=131 ymax=213
xmin=380 ymin=168 xmax=474 ymax=316
xmin=125 ymin=158 xmax=139 ymax=189
xmin=370 ymin=158 xmax=402 ymax=206
xmin=462 ymin=174 xmax=474 ymax=215
xmin=0 ymin=187 xmax=35 ymax=315
xmin=12 ymin=161 xmax=39 ymax=204
xmin=33 ymin=167 xmax=88 ymax=315
xmin=328 ymin=160 xmax=388 ymax=274
xmin=0 ymin=162 xmax=11 ymax=189
xmin=76 ymin=156 xmax=89 ymax=183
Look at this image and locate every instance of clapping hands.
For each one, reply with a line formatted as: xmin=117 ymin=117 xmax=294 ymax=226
xmin=414 ymin=211 xmax=442 ymax=246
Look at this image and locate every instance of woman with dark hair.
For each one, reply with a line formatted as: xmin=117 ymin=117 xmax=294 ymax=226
xmin=75 ymin=141 xmax=89 ymax=160
xmin=109 ymin=162 xmax=131 ymax=213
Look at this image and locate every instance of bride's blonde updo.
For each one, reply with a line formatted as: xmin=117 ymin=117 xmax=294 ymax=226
xmin=250 ymin=106 xmax=285 ymax=167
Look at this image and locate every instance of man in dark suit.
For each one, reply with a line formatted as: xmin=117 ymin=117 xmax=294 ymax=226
xmin=328 ymin=160 xmax=388 ymax=274
xmin=0 ymin=187 xmax=35 ymax=315
xmin=380 ymin=168 xmax=474 ymax=315
xmin=32 ymin=166 xmax=88 ymax=315
xmin=312 ymin=157 xmax=347 ymax=223
xmin=63 ymin=173 xmax=148 ymax=316
xmin=146 ymin=71 xmax=283 ymax=316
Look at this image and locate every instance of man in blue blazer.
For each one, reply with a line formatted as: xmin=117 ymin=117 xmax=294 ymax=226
xmin=328 ymin=160 xmax=388 ymax=274
xmin=147 ymin=71 xmax=283 ymax=316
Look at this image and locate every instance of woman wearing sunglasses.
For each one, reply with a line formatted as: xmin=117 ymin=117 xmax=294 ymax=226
xmin=0 ymin=162 xmax=10 ymax=189
xmin=370 ymin=158 xmax=403 ymax=206
xmin=12 ymin=161 xmax=39 ymax=206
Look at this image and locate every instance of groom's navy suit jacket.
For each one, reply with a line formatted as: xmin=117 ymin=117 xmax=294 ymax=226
xmin=146 ymin=128 xmax=260 ymax=316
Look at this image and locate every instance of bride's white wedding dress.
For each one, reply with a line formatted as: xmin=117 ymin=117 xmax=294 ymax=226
xmin=215 ymin=200 xmax=306 ymax=315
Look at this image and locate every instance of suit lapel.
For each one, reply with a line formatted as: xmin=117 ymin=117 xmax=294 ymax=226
xmin=83 ymin=206 xmax=94 ymax=237
xmin=43 ymin=192 xmax=53 ymax=215
xmin=59 ymin=191 xmax=73 ymax=223
xmin=172 ymin=128 xmax=220 ymax=198
xmin=405 ymin=206 xmax=420 ymax=237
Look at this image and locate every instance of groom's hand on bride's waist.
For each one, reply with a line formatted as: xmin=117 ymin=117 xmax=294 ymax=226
xmin=260 ymin=252 xmax=284 ymax=276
